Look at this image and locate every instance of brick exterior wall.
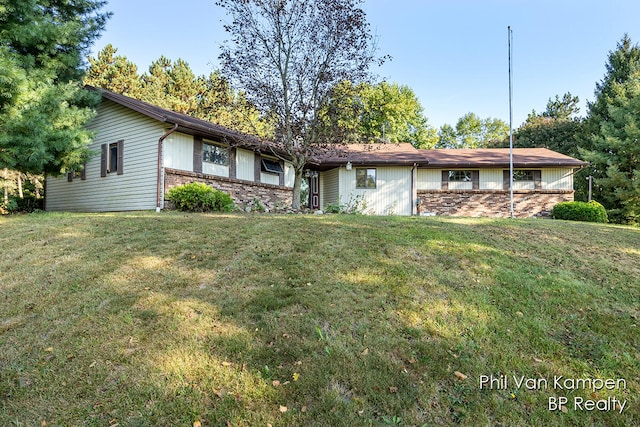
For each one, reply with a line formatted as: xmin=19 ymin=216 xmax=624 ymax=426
xmin=417 ymin=189 xmax=574 ymax=218
xmin=164 ymin=168 xmax=293 ymax=211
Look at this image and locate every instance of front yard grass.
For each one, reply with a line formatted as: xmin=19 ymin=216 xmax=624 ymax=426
xmin=0 ymin=212 xmax=638 ymax=426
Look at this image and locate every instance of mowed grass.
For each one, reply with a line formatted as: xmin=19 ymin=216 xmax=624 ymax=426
xmin=0 ymin=212 xmax=638 ymax=426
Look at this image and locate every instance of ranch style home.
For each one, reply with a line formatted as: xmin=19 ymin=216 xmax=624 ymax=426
xmin=45 ymin=88 xmax=588 ymax=217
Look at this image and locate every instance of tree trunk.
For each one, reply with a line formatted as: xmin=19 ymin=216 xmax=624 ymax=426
xmin=17 ymin=173 xmax=23 ymax=198
xmin=292 ymin=168 xmax=303 ymax=210
xmin=2 ymin=169 xmax=8 ymax=205
xmin=34 ymin=177 xmax=41 ymax=199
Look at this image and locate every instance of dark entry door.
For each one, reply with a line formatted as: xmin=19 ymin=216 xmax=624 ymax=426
xmin=309 ymin=174 xmax=320 ymax=209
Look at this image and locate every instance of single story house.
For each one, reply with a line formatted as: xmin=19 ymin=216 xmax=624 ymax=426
xmin=46 ymin=87 xmax=296 ymax=212
xmin=309 ymin=144 xmax=587 ymax=217
xmin=46 ymin=88 xmax=588 ymax=217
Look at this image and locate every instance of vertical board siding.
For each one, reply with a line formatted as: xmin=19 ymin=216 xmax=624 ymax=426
xmin=543 ymin=168 xmax=573 ymax=190
xmin=417 ymin=169 xmax=442 ymax=190
xmin=203 ymin=162 xmax=230 ymax=177
xmin=284 ymin=162 xmax=295 ymax=188
xmin=420 ymin=168 xmax=575 ymax=191
xmin=236 ymin=149 xmax=254 ymax=181
xmin=480 ymin=169 xmax=504 ymax=190
xmin=46 ymin=100 xmax=163 ymax=212
xmin=260 ymin=172 xmax=280 ymax=186
xmin=339 ymin=166 xmax=411 ymax=215
xmin=163 ymin=132 xmax=193 ymax=171
xmin=321 ymin=168 xmax=340 ymax=208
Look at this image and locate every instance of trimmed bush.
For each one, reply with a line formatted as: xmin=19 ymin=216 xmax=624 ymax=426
xmin=166 ymin=182 xmax=234 ymax=212
xmin=552 ymin=200 xmax=608 ymax=223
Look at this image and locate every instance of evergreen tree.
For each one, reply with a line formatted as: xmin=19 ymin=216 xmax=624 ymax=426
xmin=84 ymin=44 xmax=142 ymax=97
xmin=0 ymin=1 xmax=110 ymax=175
xmin=581 ymin=35 xmax=640 ymax=222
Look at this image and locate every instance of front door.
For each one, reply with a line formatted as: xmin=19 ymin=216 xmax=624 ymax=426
xmin=309 ymin=174 xmax=320 ymax=210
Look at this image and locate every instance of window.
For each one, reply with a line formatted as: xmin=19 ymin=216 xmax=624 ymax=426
xmin=203 ymin=143 xmax=229 ymax=166
xmin=108 ymin=143 xmax=118 ymax=172
xmin=261 ymin=158 xmax=283 ymax=174
xmin=448 ymin=170 xmax=473 ymax=182
xmin=503 ymin=170 xmax=541 ymax=190
xmin=101 ymin=140 xmax=123 ymax=177
xmin=356 ymin=168 xmax=376 ymax=189
xmin=513 ymin=170 xmax=535 ymax=181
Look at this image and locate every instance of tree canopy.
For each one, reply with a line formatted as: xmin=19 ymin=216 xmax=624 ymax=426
xmin=216 ymin=0 xmax=380 ymax=208
xmin=436 ymin=113 xmax=509 ymax=149
xmin=84 ymin=45 xmax=272 ymax=138
xmin=0 ymin=0 xmax=110 ymax=175
xmin=581 ymin=35 xmax=640 ymax=223
xmin=320 ymin=80 xmax=438 ymax=148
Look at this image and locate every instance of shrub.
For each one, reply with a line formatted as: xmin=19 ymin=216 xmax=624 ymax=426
xmin=552 ymin=200 xmax=608 ymax=223
xmin=166 ymin=182 xmax=234 ymax=212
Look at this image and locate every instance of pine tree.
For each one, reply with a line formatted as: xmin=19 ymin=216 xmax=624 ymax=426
xmin=581 ymin=35 xmax=640 ymax=222
xmin=0 ymin=1 xmax=110 ymax=175
xmin=84 ymin=44 xmax=142 ymax=97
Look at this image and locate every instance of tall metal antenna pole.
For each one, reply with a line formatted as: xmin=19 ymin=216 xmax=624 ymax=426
xmin=508 ymin=26 xmax=514 ymax=218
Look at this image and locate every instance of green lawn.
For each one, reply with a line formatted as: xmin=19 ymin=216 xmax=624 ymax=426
xmin=0 ymin=212 xmax=638 ymax=426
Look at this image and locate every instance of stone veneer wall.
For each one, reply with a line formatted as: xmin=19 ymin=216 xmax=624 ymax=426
xmin=417 ymin=189 xmax=574 ymax=218
xmin=164 ymin=168 xmax=293 ymax=211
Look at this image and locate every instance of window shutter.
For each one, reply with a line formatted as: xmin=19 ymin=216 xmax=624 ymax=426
xmin=533 ymin=170 xmax=542 ymax=189
xmin=441 ymin=170 xmax=449 ymax=190
xmin=67 ymin=172 xmax=73 ymax=182
xmin=193 ymin=136 xmax=203 ymax=173
xmin=503 ymin=170 xmax=510 ymax=190
xmin=254 ymin=154 xmax=261 ymax=182
xmin=472 ymin=170 xmax=480 ymax=189
xmin=81 ymin=164 xmax=87 ymax=180
xmin=101 ymin=143 xmax=107 ymax=177
xmin=116 ymin=139 xmax=124 ymax=175
xmin=279 ymin=160 xmax=285 ymax=186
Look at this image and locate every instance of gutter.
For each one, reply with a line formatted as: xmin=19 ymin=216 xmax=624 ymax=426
xmin=156 ymin=123 xmax=179 ymax=212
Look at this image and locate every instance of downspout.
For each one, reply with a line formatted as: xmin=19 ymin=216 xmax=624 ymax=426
xmin=411 ymin=163 xmax=417 ymax=216
xmin=156 ymin=123 xmax=179 ymax=212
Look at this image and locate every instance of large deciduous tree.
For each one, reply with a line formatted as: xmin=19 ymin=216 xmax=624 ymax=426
xmin=216 ymin=0 xmax=380 ymax=209
xmin=320 ymin=80 xmax=438 ymax=148
xmin=0 ymin=0 xmax=110 ymax=175
xmin=436 ymin=113 xmax=508 ymax=149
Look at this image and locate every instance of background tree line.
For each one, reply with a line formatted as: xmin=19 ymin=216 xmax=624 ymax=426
xmin=1 ymin=1 xmax=638 ymax=222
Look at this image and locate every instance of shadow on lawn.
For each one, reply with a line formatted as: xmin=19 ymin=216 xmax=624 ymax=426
xmin=1 ymin=213 xmax=638 ymax=426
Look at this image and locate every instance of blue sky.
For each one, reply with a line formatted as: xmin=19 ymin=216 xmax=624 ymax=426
xmin=91 ymin=0 xmax=640 ymax=129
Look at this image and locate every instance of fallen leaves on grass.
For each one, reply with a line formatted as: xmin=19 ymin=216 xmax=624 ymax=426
xmin=454 ymin=371 xmax=468 ymax=381
xmin=279 ymin=405 xmax=288 ymax=413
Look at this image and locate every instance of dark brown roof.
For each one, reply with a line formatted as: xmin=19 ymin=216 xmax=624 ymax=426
xmin=312 ymin=145 xmax=587 ymax=169
xmin=422 ymin=148 xmax=588 ymax=168
xmin=86 ymin=86 xmax=286 ymax=156
xmin=312 ymin=143 xmax=431 ymax=170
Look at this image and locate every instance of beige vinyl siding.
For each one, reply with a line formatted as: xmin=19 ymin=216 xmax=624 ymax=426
xmin=260 ymin=172 xmax=279 ymax=186
xmin=416 ymin=169 xmax=441 ymax=190
xmin=339 ymin=166 xmax=411 ymax=215
xmin=236 ymin=149 xmax=254 ymax=181
xmin=480 ymin=169 xmax=503 ymax=190
xmin=543 ymin=168 xmax=574 ymax=190
xmin=321 ymin=168 xmax=340 ymax=208
xmin=46 ymin=100 xmax=163 ymax=212
xmin=163 ymin=132 xmax=193 ymax=171
xmin=284 ymin=162 xmax=295 ymax=188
